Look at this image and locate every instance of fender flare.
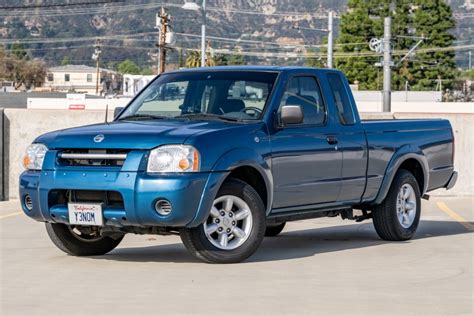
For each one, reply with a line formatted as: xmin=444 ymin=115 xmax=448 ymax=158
xmin=186 ymin=148 xmax=273 ymax=227
xmin=374 ymin=144 xmax=429 ymax=205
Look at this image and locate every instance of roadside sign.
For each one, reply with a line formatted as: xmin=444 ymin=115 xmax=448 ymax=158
xmin=66 ymin=94 xmax=86 ymax=110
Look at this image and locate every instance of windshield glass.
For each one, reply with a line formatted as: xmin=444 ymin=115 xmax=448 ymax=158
xmin=118 ymin=71 xmax=278 ymax=121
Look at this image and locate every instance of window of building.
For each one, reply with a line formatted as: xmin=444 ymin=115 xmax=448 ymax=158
xmin=65 ymin=74 xmax=70 ymax=82
xmin=87 ymin=74 xmax=92 ymax=82
xmin=47 ymin=73 xmax=53 ymax=81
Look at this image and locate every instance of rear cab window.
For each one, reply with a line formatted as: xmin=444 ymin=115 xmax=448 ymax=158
xmin=326 ymin=73 xmax=356 ymax=125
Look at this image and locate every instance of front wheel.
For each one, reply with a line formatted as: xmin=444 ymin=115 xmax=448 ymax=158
xmin=265 ymin=222 xmax=286 ymax=237
xmin=372 ymin=170 xmax=421 ymax=241
xmin=180 ymin=179 xmax=266 ymax=263
xmin=45 ymin=223 xmax=124 ymax=256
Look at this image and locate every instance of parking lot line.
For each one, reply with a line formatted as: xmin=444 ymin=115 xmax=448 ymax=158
xmin=436 ymin=201 xmax=474 ymax=231
xmin=0 ymin=211 xmax=22 ymax=220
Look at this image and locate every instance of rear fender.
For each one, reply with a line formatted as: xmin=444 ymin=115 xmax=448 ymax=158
xmin=374 ymin=144 xmax=429 ymax=205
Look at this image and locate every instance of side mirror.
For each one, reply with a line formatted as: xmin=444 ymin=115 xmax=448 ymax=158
xmin=114 ymin=107 xmax=124 ymax=119
xmin=280 ymin=105 xmax=304 ymax=125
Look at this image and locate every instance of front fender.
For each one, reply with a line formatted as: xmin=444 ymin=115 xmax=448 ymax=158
xmin=374 ymin=144 xmax=429 ymax=205
xmin=186 ymin=148 xmax=273 ymax=227
xmin=212 ymin=147 xmax=273 ymax=215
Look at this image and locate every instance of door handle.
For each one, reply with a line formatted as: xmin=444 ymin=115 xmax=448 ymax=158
xmin=326 ymin=136 xmax=338 ymax=145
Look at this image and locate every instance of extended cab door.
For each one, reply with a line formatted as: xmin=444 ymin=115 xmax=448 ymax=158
xmin=270 ymin=74 xmax=343 ymax=210
xmin=324 ymin=72 xmax=368 ymax=203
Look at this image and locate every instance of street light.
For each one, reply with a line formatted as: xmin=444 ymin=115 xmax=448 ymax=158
xmin=182 ymin=0 xmax=206 ymax=67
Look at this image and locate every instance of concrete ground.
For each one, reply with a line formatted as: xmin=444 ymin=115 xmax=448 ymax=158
xmin=1 ymin=197 xmax=472 ymax=315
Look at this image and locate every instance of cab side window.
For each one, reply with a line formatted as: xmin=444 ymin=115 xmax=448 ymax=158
xmin=327 ymin=73 xmax=356 ymax=125
xmin=280 ymin=76 xmax=326 ymax=125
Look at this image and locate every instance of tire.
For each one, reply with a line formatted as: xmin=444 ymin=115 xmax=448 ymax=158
xmin=372 ymin=169 xmax=421 ymax=241
xmin=45 ymin=223 xmax=124 ymax=256
xmin=180 ymin=178 xmax=266 ymax=264
xmin=265 ymin=222 xmax=286 ymax=237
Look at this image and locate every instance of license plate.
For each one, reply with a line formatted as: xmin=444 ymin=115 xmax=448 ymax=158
xmin=68 ymin=203 xmax=103 ymax=226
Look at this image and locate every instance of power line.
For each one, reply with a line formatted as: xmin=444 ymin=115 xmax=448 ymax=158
xmin=0 ymin=0 xmax=123 ymax=10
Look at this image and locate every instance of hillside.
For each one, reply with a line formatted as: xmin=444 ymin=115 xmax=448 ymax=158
xmin=0 ymin=0 xmax=472 ymax=70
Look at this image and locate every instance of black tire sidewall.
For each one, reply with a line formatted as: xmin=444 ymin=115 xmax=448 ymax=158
xmin=46 ymin=223 xmax=124 ymax=256
xmin=265 ymin=222 xmax=286 ymax=237
xmin=391 ymin=171 xmax=421 ymax=239
xmin=373 ymin=169 xmax=421 ymax=241
xmin=181 ymin=179 xmax=266 ymax=263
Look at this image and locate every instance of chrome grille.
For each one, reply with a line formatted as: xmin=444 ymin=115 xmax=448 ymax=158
xmin=58 ymin=149 xmax=130 ymax=167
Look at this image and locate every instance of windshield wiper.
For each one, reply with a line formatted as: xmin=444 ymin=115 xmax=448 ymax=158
xmin=176 ymin=113 xmax=242 ymax=122
xmin=117 ymin=114 xmax=168 ymax=121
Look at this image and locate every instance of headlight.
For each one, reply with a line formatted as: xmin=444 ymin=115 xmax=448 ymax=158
xmin=147 ymin=145 xmax=200 ymax=173
xmin=23 ymin=143 xmax=48 ymax=170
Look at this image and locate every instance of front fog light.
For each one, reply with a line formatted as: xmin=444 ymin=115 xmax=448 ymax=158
xmin=24 ymin=194 xmax=33 ymax=211
xmin=155 ymin=199 xmax=172 ymax=216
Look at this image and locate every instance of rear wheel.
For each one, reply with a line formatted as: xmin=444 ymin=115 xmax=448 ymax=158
xmin=265 ymin=222 xmax=286 ymax=237
xmin=372 ymin=170 xmax=421 ymax=241
xmin=180 ymin=178 xmax=266 ymax=263
xmin=45 ymin=223 xmax=124 ymax=256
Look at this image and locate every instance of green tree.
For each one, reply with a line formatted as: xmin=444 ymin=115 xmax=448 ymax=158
xmin=410 ymin=0 xmax=456 ymax=90
xmin=10 ymin=43 xmax=29 ymax=60
xmin=117 ymin=59 xmax=141 ymax=74
xmin=61 ymin=55 xmax=71 ymax=65
xmin=214 ymin=53 xmax=229 ymax=66
xmin=336 ymin=0 xmax=456 ymax=91
xmin=227 ymin=52 xmax=245 ymax=65
xmin=140 ymin=68 xmax=153 ymax=75
xmin=185 ymin=51 xmax=216 ymax=68
xmin=335 ymin=0 xmax=391 ymax=90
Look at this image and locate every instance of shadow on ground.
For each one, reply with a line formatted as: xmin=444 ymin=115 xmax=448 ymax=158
xmin=96 ymin=220 xmax=473 ymax=264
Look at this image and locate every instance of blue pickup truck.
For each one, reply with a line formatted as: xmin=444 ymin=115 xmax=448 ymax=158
xmin=20 ymin=66 xmax=457 ymax=263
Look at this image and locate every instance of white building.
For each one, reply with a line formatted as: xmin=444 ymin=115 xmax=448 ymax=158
xmin=43 ymin=65 xmax=121 ymax=95
xmin=122 ymin=74 xmax=156 ymax=96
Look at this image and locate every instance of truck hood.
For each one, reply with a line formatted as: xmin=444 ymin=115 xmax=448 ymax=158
xmin=35 ymin=119 xmax=244 ymax=150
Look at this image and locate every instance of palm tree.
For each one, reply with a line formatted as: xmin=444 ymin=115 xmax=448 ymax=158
xmin=185 ymin=51 xmax=216 ymax=68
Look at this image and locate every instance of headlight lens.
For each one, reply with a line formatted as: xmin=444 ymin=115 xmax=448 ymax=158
xmin=23 ymin=144 xmax=48 ymax=170
xmin=147 ymin=145 xmax=200 ymax=173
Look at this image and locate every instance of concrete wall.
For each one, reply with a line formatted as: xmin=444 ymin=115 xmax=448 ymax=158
xmin=353 ymin=91 xmax=442 ymax=103
xmin=357 ymin=102 xmax=474 ymax=113
xmin=27 ymin=97 xmax=131 ymax=110
xmin=3 ymin=109 xmax=114 ymax=200
xmin=0 ymin=108 xmax=4 ymax=201
xmin=2 ymin=108 xmax=473 ymax=200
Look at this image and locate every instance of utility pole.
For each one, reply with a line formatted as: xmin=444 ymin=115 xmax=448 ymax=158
xmin=469 ymin=51 xmax=472 ymax=70
xmin=201 ymin=0 xmax=207 ymax=67
xmin=157 ymin=7 xmax=170 ymax=74
xmin=327 ymin=11 xmax=334 ymax=69
xmin=382 ymin=17 xmax=392 ymax=112
xmin=92 ymin=39 xmax=102 ymax=96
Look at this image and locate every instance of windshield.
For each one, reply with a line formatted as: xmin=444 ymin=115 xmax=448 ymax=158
xmin=118 ymin=71 xmax=278 ymax=121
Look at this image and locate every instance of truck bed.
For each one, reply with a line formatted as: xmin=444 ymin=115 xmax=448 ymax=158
xmin=360 ymin=118 xmax=454 ymax=202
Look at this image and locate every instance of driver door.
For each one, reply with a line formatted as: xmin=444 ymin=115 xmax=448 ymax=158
xmin=270 ymin=75 xmax=343 ymax=210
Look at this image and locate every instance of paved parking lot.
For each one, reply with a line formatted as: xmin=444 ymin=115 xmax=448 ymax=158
xmin=1 ymin=197 xmax=473 ymax=315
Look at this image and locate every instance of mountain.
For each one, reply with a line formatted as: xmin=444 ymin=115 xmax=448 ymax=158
xmin=0 ymin=0 xmax=472 ymax=70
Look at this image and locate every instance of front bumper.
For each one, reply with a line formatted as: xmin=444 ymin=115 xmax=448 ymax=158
xmin=19 ymin=168 xmax=228 ymax=228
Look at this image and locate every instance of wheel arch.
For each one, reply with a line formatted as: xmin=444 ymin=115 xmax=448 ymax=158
xmin=374 ymin=145 xmax=429 ymax=205
xmin=186 ymin=148 xmax=273 ymax=227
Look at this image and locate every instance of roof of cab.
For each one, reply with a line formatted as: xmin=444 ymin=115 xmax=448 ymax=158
xmin=165 ymin=65 xmax=335 ymax=74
